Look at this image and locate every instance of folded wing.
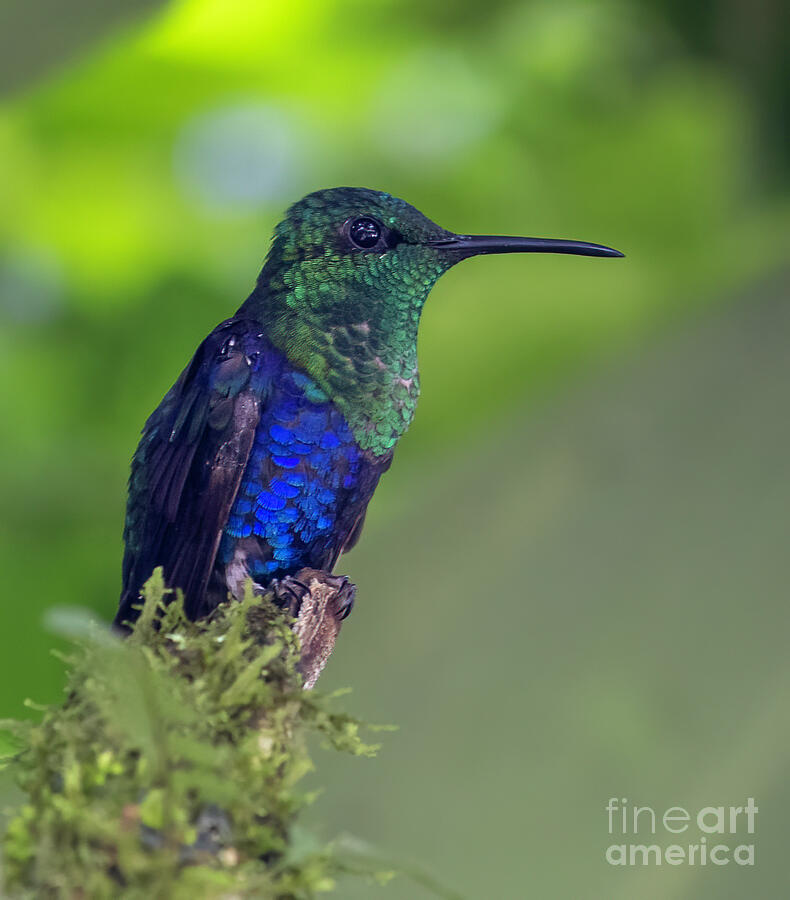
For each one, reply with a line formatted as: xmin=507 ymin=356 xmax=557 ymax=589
xmin=117 ymin=318 xmax=265 ymax=625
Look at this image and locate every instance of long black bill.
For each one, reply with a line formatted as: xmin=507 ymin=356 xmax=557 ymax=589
xmin=430 ymin=234 xmax=624 ymax=259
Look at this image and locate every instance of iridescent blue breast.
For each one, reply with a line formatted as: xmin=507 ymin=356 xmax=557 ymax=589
xmin=221 ymin=360 xmax=365 ymax=582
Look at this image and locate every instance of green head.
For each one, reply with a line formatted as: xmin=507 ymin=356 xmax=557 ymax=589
xmin=241 ymin=187 xmax=622 ymax=455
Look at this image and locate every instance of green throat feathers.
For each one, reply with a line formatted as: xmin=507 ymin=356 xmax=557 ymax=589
xmin=240 ymin=189 xmax=455 ymax=455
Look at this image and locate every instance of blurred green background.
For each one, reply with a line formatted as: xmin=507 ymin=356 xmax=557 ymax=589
xmin=1 ymin=0 xmax=789 ymax=896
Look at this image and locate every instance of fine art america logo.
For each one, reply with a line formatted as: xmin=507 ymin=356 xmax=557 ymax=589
xmin=605 ymin=798 xmax=757 ymax=867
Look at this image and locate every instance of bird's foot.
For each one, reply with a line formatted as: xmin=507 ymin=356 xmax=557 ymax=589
xmin=269 ymin=575 xmax=310 ymax=619
xmin=269 ymin=572 xmax=355 ymax=622
xmin=321 ymin=574 xmax=356 ymax=621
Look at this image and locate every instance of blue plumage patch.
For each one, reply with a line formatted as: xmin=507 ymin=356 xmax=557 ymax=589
xmin=269 ymin=424 xmax=292 ymax=444
xmin=271 ymin=454 xmax=299 ymax=468
xmin=270 ymin=479 xmax=299 ymax=499
xmin=223 ymin=364 xmax=363 ymax=577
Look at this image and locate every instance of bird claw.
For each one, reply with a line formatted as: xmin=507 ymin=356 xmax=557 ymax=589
xmin=270 ymin=572 xmax=355 ymax=622
xmin=323 ymin=575 xmax=356 ymax=621
xmin=269 ymin=576 xmax=310 ymax=618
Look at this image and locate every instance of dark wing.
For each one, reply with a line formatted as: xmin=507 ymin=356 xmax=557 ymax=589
xmin=117 ymin=318 xmax=266 ymax=626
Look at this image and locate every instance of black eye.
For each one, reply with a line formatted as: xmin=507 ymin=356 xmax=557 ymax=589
xmin=348 ymin=216 xmax=382 ymax=250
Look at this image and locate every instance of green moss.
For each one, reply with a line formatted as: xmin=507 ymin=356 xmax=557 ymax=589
xmin=0 ymin=571 xmax=380 ymax=899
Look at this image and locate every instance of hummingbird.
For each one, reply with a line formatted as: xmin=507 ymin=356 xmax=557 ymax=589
xmin=116 ymin=187 xmax=622 ymax=627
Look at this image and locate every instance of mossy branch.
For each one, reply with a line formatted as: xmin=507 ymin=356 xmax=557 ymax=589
xmin=0 ymin=571 xmax=386 ymax=899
